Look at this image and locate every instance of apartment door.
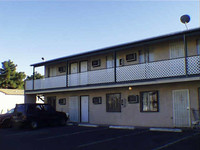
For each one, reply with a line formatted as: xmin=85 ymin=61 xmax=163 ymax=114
xmin=106 ymin=55 xmax=114 ymax=68
xmin=169 ymin=41 xmax=184 ymax=59
xmin=69 ymin=96 xmax=79 ymax=122
xmin=69 ymin=63 xmax=78 ymax=86
xmin=47 ymin=96 xmax=56 ymax=109
xmin=173 ymin=89 xmax=191 ymax=127
xmin=80 ymin=96 xmax=89 ymax=123
xmin=80 ymin=61 xmax=88 ymax=85
xmin=70 ymin=63 xmax=78 ymax=74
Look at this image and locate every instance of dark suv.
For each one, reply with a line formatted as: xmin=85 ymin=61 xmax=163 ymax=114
xmin=12 ymin=103 xmax=68 ymax=129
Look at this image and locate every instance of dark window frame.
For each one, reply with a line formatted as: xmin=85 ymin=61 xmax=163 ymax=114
xmin=58 ymin=66 xmax=66 ymax=73
xmin=59 ymin=98 xmax=66 ymax=105
xmin=140 ymin=91 xmax=159 ymax=112
xmin=106 ymin=93 xmax=121 ymax=112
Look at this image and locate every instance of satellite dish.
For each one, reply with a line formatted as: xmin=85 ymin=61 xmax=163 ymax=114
xmin=180 ymin=15 xmax=190 ymax=30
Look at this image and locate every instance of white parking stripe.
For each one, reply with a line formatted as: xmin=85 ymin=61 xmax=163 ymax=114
xmin=6 ymin=131 xmax=47 ymax=137
xmin=153 ymin=132 xmax=200 ymax=150
xmin=38 ymin=128 xmax=107 ymax=141
xmin=77 ymin=130 xmax=149 ymax=149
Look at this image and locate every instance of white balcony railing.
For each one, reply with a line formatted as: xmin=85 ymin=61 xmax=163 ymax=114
xmin=68 ymin=68 xmax=114 ymax=86
xmin=25 ymin=75 xmax=66 ymax=90
xmin=25 ymin=55 xmax=200 ymax=91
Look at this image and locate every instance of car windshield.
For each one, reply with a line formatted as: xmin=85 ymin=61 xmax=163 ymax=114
xmin=7 ymin=109 xmax=14 ymax=114
xmin=15 ymin=105 xmax=26 ymax=113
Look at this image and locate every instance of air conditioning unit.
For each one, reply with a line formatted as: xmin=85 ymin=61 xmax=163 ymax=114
xmin=126 ymin=53 xmax=137 ymax=62
xmin=119 ymin=58 xmax=124 ymax=66
xmin=92 ymin=59 xmax=101 ymax=67
xmin=128 ymin=95 xmax=139 ymax=104
xmin=92 ymin=97 xmax=102 ymax=104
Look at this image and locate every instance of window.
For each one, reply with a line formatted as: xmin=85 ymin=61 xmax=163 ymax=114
xmin=58 ymin=66 xmax=66 ymax=73
xmin=92 ymin=59 xmax=101 ymax=67
xmin=139 ymin=50 xmax=154 ymax=63
xmin=106 ymin=93 xmax=121 ymax=112
xmin=197 ymin=39 xmax=200 ymax=55
xmin=140 ymin=91 xmax=159 ymax=112
xmin=59 ymin=98 xmax=66 ymax=105
xmin=169 ymin=41 xmax=184 ymax=59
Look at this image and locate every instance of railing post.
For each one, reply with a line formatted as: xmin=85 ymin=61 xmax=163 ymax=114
xmin=66 ymin=61 xmax=68 ymax=87
xmin=33 ymin=66 xmax=35 ymax=90
xmin=184 ymin=34 xmax=188 ymax=76
xmin=114 ymin=51 xmax=117 ymax=83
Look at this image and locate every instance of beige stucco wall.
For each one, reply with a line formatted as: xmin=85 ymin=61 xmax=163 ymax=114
xmin=43 ymin=81 xmax=200 ymax=127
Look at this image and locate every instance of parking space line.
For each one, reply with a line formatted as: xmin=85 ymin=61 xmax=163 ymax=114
xmin=77 ymin=130 xmax=149 ymax=149
xmin=152 ymin=132 xmax=200 ymax=150
xmin=6 ymin=131 xmax=46 ymax=137
xmin=37 ymin=128 xmax=107 ymax=141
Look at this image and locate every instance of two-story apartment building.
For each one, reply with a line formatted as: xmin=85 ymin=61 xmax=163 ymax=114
xmin=25 ymin=28 xmax=200 ymax=128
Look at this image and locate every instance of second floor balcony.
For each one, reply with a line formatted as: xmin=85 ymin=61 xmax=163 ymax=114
xmin=25 ymin=55 xmax=200 ymax=91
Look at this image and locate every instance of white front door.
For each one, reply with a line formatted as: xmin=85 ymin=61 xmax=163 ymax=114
xmin=173 ymin=89 xmax=191 ymax=127
xmin=80 ymin=61 xmax=88 ymax=85
xmin=69 ymin=96 xmax=79 ymax=122
xmin=106 ymin=55 xmax=114 ymax=68
xmin=70 ymin=63 xmax=78 ymax=74
xmin=69 ymin=63 xmax=78 ymax=86
xmin=81 ymin=96 xmax=89 ymax=123
xmin=169 ymin=41 xmax=184 ymax=59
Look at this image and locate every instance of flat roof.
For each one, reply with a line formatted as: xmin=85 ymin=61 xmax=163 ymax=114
xmin=31 ymin=27 xmax=200 ymax=67
xmin=0 ymin=89 xmax=24 ymax=95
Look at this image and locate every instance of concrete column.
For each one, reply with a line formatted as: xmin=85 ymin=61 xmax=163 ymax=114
xmin=24 ymin=94 xmax=36 ymax=103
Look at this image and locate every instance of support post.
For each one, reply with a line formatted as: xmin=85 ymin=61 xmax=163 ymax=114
xmin=33 ymin=67 xmax=35 ymax=90
xmin=184 ymin=34 xmax=188 ymax=76
xmin=114 ymin=51 xmax=117 ymax=83
xmin=66 ymin=61 xmax=69 ymax=87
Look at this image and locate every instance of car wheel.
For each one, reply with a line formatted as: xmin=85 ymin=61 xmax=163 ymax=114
xmin=60 ymin=118 xmax=67 ymax=126
xmin=2 ymin=119 xmax=11 ymax=128
xmin=30 ymin=121 xmax=38 ymax=129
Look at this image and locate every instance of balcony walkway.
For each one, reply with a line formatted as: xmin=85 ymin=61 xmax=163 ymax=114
xmin=25 ymin=55 xmax=200 ymax=91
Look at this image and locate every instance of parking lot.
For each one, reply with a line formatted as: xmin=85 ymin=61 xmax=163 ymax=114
xmin=0 ymin=125 xmax=200 ymax=150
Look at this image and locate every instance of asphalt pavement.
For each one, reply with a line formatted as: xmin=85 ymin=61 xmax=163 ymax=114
xmin=0 ymin=125 xmax=199 ymax=150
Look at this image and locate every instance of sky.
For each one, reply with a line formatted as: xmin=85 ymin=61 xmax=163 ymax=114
xmin=0 ymin=0 xmax=199 ymax=76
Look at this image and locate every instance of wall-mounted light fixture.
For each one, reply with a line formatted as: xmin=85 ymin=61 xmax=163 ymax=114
xmin=129 ymin=87 xmax=132 ymax=90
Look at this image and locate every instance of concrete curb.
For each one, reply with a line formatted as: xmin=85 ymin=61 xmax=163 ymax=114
xmin=78 ymin=124 xmax=99 ymax=128
xmin=149 ymin=128 xmax=182 ymax=132
xmin=67 ymin=123 xmax=74 ymax=126
xmin=109 ymin=125 xmax=135 ymax=130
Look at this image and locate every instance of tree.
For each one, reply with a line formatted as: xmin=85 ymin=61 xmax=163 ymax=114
xmin=26 ymin=72 xmax=44 ymax=80
xmin=0 ymin=60 xmax=26 ymax=89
